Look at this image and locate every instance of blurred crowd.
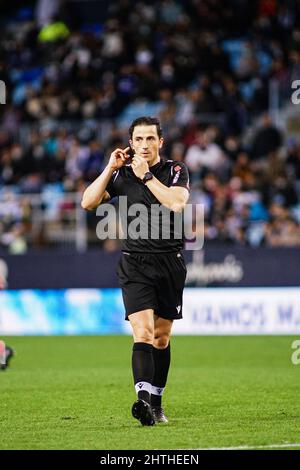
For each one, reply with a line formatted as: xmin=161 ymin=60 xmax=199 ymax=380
xmin=1 ymin=0 xmax=300 ymax=252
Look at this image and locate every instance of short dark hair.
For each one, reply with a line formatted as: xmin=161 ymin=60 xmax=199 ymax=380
xmin=129 ymin=116 xmax=163 ymax=139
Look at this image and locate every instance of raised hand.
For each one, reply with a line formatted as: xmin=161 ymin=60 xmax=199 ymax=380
xmin=107 ymin=147 xmax=131 ymax=171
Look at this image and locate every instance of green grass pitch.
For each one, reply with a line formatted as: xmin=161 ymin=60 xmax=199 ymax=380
xmin=1 ymin=335 xmax=300 ymax=450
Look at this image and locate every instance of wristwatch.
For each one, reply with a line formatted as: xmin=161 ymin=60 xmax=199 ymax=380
xmin=142 ymin=171 xmax=154 ymax=184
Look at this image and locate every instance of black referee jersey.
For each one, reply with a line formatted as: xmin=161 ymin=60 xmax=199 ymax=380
xmin=106 ymin=158 xmax=190 ymax=253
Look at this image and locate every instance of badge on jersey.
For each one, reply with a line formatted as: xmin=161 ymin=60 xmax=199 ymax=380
xmin=172 ymin=164 xmax=181 ymax=184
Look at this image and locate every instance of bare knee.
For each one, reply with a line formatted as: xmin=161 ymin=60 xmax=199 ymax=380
xmin=153 ymin=333 xmax=170 ymax=349
xmin=129 ymin=310 xmax=154 ymax=344
xmin=133 ymin=325 xmax=154 ymax=344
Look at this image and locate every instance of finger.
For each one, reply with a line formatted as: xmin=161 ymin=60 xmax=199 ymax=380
xmin=114 ymin=148 xmax=125 ymax=155
xmin=114 ymin=149 xmax=127 ymax=160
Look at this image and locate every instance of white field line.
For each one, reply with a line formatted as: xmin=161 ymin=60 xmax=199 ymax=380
xmin=194 ymin=443 xmax=300 ymax=450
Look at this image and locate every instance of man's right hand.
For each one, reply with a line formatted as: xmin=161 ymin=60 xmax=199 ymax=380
xmin=107 ymin=147 xmax=131 ymax=171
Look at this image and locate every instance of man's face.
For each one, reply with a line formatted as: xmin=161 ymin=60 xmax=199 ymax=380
xmin=130 ymin=125 xmax=163 ymax=165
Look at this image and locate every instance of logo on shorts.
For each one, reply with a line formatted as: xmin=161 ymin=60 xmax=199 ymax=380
xmin=137 ymin=383 xmax=143 ymax=389
xmin=176 ymin=305 xmax=181 ymax=314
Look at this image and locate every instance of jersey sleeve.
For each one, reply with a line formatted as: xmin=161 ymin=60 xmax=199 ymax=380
xmin=170 ymin=162 xmax=190 ymax=191
xmin=106 ymin=170 xmax=120 ymax=199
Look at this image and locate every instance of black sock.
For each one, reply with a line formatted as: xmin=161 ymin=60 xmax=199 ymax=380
xmin=151 ymin=343 xmax=171 ymax=407
xmin=132 ymin=342 xmax=154 ymax=404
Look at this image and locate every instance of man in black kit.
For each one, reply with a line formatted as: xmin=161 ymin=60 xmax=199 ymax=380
xmin=81 ymin=117 xmax=190 ymax=426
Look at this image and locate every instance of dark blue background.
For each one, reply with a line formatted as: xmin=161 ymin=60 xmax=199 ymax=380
xmin=1 ymin=246 xmax=299 ymax=289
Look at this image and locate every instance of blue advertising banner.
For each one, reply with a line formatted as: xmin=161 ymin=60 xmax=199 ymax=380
xmin=0 ymin=289 xmax=125 ymax=335
xmin=1 ymin=287 xmax=300 ymax=336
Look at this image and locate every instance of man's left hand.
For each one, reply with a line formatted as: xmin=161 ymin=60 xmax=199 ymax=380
xmin=131 ymin=155 xmax=149 ymax=180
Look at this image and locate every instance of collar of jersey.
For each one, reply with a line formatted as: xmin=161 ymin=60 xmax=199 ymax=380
xmin=149 ymin=158 xmax=162 ymax=170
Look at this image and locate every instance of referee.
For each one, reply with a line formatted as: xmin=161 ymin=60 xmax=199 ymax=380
xmin=81 ymin=117 xmax=190 ymax=426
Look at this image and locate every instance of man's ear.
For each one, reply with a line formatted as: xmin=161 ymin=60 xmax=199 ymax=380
xmin=159 ymin=138 xmax=164 ymax=149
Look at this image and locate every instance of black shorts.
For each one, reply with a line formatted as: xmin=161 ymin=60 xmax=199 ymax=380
xmin=117 ymin=251 xmax=187 ymax=321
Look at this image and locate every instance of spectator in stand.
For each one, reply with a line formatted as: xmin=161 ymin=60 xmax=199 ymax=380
xmin=185 ymin=125 xmax=229 ymax=183
xmin=251 ymin=113 xmax=283 ymax=160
